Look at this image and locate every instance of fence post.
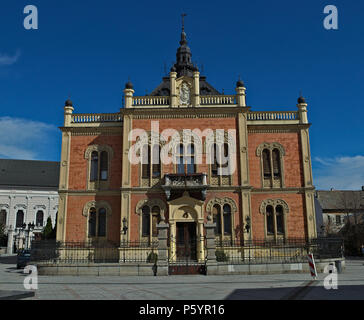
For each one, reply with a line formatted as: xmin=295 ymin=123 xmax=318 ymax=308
xmin=157 ymin=222 xmax=169 ymax=276
xmin=204 ymin=219 xmax=217 ymax=275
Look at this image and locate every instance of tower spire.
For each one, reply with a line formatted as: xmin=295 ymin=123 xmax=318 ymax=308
xmin=173 ymin=13 xmax=194 ymax=77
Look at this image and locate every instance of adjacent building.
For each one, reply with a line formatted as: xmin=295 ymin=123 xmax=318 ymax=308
xmin=315 ymin=188 xmax=364 ymax=236
xmin=0 ymin=159 xmax=59 ymax=253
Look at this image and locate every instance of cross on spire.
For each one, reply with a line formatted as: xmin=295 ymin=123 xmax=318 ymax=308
xmin=181 ymin=13 xmax=187 ymax=32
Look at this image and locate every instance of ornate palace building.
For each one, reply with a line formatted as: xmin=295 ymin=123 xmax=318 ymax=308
xmin=56 ymin=24 xmax=317 ymax=263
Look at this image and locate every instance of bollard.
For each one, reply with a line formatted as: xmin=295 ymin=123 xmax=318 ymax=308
xmin=335 ymin=260 xmax=342 ymax=274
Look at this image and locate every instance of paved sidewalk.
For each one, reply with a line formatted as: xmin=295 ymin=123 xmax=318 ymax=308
xmin=1 ymin=256 xmax=363 ymax=300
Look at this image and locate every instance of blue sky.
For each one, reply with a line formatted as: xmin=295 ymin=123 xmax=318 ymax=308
xmin=0 ymin=0 xmax=363 ymax=190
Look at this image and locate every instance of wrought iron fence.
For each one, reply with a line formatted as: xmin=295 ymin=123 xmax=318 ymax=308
xmin=30 ymin=240 xmax=158 ymax=264
xmin=215 ymin=237 xmax=344 ymax=265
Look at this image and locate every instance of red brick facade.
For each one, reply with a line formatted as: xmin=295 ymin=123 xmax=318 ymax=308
xmin=57 ymin=32 xmax=316 ymax=248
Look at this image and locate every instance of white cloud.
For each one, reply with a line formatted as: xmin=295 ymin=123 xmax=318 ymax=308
xmin=0 ymin=117 xmax=58 ymax=160
xmin=0 ymin=51 xmax=21 ymax=66
xmin=313 ymin=155 xmax=364 ymax=190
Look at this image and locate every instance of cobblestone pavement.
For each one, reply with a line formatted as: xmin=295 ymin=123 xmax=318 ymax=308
xmin=1 ymin=255 xmax=363 ymax=300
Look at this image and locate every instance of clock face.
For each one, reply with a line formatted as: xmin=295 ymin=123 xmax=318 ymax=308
xmin=179 ymin=82 xmax=190 ymax=105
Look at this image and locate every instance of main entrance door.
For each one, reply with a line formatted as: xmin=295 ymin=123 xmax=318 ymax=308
xmin=169 ymin=222 xmax=206 ymax=275
xmin=176 ymin=222 xmax=197 ymax=261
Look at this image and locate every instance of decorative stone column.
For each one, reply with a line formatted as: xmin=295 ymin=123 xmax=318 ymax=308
xmin=193 ymin=69 xmax=200 ymax=107
xmin=64 ymin=100 xmax=74 ymax=127
xmin=297 ymin=96 xmax=308 ymax=124
xmin=204 ymin=218 xmax=217 ymax=275
xmin=198 ymin=222 xmax=205 ymax=262
xmin=7 ymin=226 xmax=14 ymax=254
xmin=157 ymin=222 xmax=169 ymax=276
xmin=170 ymin=70 xmax=178 ymax=107
xmin=235 ymin=80 xmax=246 ymax=107
xmin=123 ymin=81 xmax=135 ymax=108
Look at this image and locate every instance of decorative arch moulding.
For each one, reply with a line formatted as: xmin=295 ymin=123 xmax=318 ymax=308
xmin=259 ymin=199 xmax=290 ymax=215
xmin=256 ymin=142 xmax=286 ymax=157
xmin=135 ymin=198 xmax=167 ymax=217
xmin=82 ymin=200 xmax=112 ymax=217
xmin=84 ymin=144 xmax=115 ymax=160
xmin=205 ymin=197 xmax=238 ymax=214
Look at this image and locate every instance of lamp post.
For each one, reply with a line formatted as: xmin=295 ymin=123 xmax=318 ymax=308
xmin=122 ymin=217 xmax=128 ymax=235
xmin=245 ymin=216 xmax=251 ymax=233
xmin=15 ymin=222 xmax=35 ymax=251
xmin=121 ymin=218 xmax=128 ymax=263
xmin=244 ymin=215 xmax=252 ymax=249
xmin=24 ymin=223 xmax=35 ymax=250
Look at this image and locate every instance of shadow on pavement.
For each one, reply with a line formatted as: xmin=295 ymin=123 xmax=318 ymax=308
xmin=0 ymin=256 xmax=17 ymax=265
xmin=225 ymin=285 xmax=364 ymax=300
xmin=225 ymin=287 xmax=297 ymax=300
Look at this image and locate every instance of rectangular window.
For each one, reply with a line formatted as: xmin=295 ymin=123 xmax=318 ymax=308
xmin=336 ymin=215 xmax=341 ymax=225
xmin=187 ymin=156 xmax=195 ymax=174
xmin=177 ymin=157 xmax=185 ymax=174
xmin=98 ymin=209 xmax=106 ymax=237
xmin=88 ymin=210 xmax=96 ymax=237
xmin=152 ymin=145 xmax=161 ymax=178
xmin=100 ymin=151 xmax=108 ymax=181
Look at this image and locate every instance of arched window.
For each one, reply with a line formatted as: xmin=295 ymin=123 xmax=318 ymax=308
xmin=275 ymin=205 xmax=284 ymax=234
xmin=213 ymin=204 xmax=221 ymax=236
xmin=272 ymin=149 xmax=281 ymax=179
xmin=85 ymin=145 xmax=113 ymax=188
xmin=262 ymin=149 xmax=271 ymax=179
xmin=176 ymin=143 xmax=196 ymax=174
xmin=88 ymin=207 xmax=107 ymax=238
xmin=98 ymin=208 xmax=106 ymax=237
xmin=0 ymin=210 xmax=6 ymax=226
xmin=142 ymin=206 xmax=150 ymax=237
xmin=142 ymin=145 xmax=150 ymax=178
xmin=16 ymin=210 xmax=24 ymax=228
xmin=211 ymin=143 xmax=230 ymax=176
xmin=260 ymin=200 xmax=288 ymax=239
xmin=152 ymin=144 xmax=161 ymax=178
xmin=221 ymin=144 xmax=229 ymax=173
xmin=99 ymin=151 xmax=108 ymax=180
xmin=36 ymin=210 xmax=44 ymax=227
xmin=151 ymin=206 xmax=161 ymax=237
xmin=223 ymin=204 xmax=232 ymax=235
xmin=141 ymin=144 xmax=162 ymax=183
xmin=257 ymin=143 xmax=285 ymax=188
xmin=90 ymin=151 xmax=99 ymax=182
xmin=266 ymin=205 xmax=274 ymax=235
xmin=177 ymin=144 xmax=184 ymax=174
xmin=88 ymin=208 xmax=97 ymax=237
xmin=211 ymin=144 xmax=218 ymax=176
xmin=187 ymin=144 xmax=196 ymax=174
xmin=207 ymin=198 xmax=237 ymax=239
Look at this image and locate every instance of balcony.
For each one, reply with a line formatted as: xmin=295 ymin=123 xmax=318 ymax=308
xmin=162 ymin=173 xmax=208 ymax=200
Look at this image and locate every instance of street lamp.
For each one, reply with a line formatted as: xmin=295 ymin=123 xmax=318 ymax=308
xmin=245 ymin=216 xmax=251 ymax=233
xmin=16 ymin=222 xmax=35 ymax=251
xmin=122 ymin=217 xmax=128 ymax=235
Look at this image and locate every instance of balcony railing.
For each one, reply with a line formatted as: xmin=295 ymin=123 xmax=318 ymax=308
xmin=247 ymin=111 xmax=299 ymax=121
xmin=200 ymin=95 xmax=236 ymax=105
xmin=132 ymin=96 xmax=170 ymax=106
xmin=71 ymin=113 xmax=122 ymax=123
xmin=162 ymin=173 xmax=208 ymax=200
